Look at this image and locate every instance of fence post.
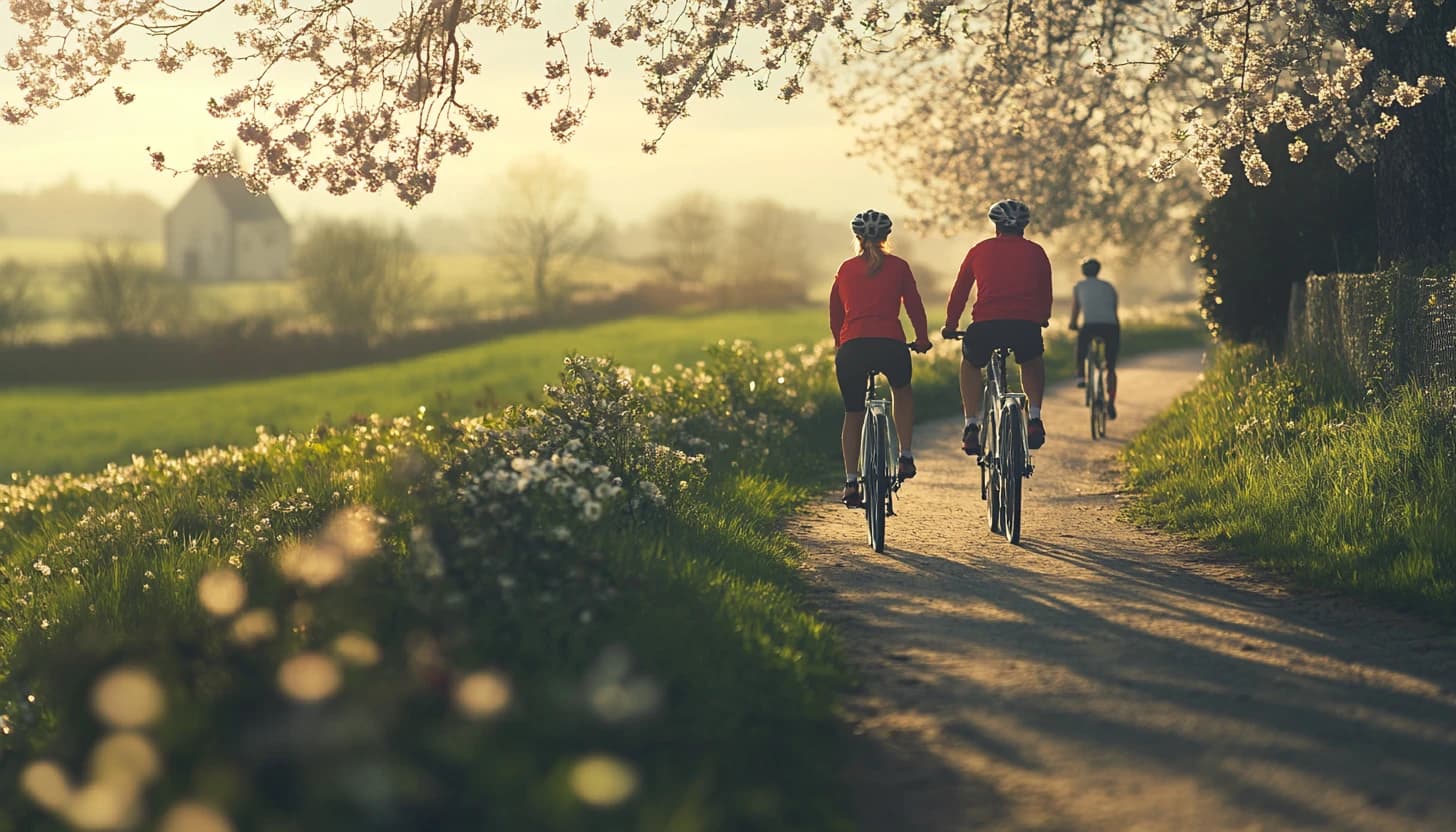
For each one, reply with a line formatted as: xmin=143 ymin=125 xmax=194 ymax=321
xmin=1286 ymin=278 xmax=1307 ymax=360
xmin=1391 ymin=267 xmax=1415 ymax=386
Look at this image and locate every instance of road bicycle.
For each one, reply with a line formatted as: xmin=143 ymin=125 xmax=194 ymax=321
xmin=1084 ymin=335 xmax=1109 ymax=440
xmin=949 ymin=334 xmax=1033 ymax=544
xmin=857 ymin=368 xmax=901 ymax=553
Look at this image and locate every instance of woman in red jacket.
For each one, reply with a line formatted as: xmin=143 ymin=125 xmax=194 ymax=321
xmin=829 ymin=209 xmax=933 ymax=507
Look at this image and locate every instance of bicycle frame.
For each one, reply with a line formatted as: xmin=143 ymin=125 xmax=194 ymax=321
xmin=979 ymin=349 xmax=1030 ymax=479
xmin=969 ymin=344 xmax=1032 ymax=543
xmin=859 ymin=371 xmax=900 ymax=552
xmin=861 ymin=372 xmax=901 ymax=475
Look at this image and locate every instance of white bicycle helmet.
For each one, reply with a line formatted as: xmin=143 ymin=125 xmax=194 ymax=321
xmin=851 ymin=209 xmax=893 ymax=241
xmin=988 ymin=199 xmax=1031 ymax=231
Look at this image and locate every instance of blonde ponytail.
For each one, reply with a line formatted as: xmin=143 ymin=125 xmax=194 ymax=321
xmin=858 ymin=236 xmax=890 ymax=275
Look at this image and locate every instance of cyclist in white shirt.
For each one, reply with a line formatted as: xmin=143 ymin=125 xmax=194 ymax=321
xmin=1069 ymin=258 xmax=1120 ymax=419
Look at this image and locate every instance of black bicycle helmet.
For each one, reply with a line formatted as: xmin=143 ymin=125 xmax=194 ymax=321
xmin=1081 ymin=258 xmax=1102 ymax=277
xmin=987 ymin=199 xmax=1031 ymax=231
xmin=851 ymin=209 xmax=893 ymax=241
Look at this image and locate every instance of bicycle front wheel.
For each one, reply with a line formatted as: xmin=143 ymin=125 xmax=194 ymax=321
xmin=985 ymin=415 xmax=1003 ymax=534
xmin=1002 ymin=405 xmax=1024 ymax=544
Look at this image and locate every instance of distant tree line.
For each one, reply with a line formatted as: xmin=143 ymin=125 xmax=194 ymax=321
xmin=0 ymin=157 xmax=878 ymax=349
xmin=0 ymin=179 xmax=164 ymax=241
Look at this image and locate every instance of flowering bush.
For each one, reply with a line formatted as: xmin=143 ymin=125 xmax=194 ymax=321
xmin=0 ymin=343 xmax=855 ymax=832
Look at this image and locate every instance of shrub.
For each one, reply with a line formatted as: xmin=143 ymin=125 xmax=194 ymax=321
xmin=1193 ymin=127 xmax=1378 ymax=345
xmin=71 ymin=242 xmax=194 ymax=337
xmin=0 ymin=259 xmax=41 ymax=344
xmin=296 ymin=220 xmax=436 ymax=339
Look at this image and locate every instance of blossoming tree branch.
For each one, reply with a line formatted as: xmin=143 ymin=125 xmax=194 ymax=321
xmin=5 ymin=0 xmax=1454 ymax=257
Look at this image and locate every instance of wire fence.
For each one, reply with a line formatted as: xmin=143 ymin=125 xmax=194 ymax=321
xmin=1287 ymin=268 xmax=1456 ymax=401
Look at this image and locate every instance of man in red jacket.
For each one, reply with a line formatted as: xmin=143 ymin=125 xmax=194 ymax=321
xmin=940 ymin=199 xmax=1053 ymax=454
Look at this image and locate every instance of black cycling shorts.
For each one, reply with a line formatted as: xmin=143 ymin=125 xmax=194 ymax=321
xmin=1076 ymin=323 xmax=1121 ymax=370
xmin=835 ymin=337 xmax=911 ymax=412
xmin=961 ymin=320 xmax=1045 ymax=368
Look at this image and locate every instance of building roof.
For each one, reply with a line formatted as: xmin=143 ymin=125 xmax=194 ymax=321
xmin=181 ymin=175 xmax=287 ymax=223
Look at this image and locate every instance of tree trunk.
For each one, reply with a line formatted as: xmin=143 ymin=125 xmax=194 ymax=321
xmin=1368 ymin=4 xmax=1456 ymax=267
xmin=533 ymin=261 xmax=548 ymax=316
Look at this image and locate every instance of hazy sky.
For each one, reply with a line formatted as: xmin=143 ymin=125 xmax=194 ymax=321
xmin=1 ymin=15 xmax=909 ymax=228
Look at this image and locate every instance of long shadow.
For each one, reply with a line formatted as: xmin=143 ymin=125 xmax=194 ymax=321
xmin=817 ymin=531 xmax=1456 ymax=829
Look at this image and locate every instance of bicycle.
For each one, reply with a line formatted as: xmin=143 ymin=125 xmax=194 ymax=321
xmin=948 ymin=333 xmax=1033 ymax=544
xmin=1084 ymin=335 xmax=1109 ymax=440
xmin=857 ymin=368 xmax=902 ymax=553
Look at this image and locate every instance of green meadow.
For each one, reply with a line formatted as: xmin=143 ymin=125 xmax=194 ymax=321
xmin=1 ymin=308 xmax=827 ymax=476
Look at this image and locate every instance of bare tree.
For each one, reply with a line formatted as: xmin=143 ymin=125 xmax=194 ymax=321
xmin=295 ymin=220 xmax=435 ymax=339
xmin=72 ymin=242 xmax=194 ymax=338
xmin=485 ymin=157 xmax=603 ymax=317
xmin=649 ymin=191 xmax=724 ymax=285
xmin=719 ymin=198 xmax=816 ymax=306
xmin=0 ymin=259 xmax=40 ymax=344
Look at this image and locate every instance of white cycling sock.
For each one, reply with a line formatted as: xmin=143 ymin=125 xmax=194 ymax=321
xmin=965 ymin=416 xmax=981 ymax=427
xmin=900 ymin=451 xmax=914 ymax=460
xmin=845 ymin=472 xmax=859 ymax=483
xmin=1029 ymin=406 xmax=1042 ymax=419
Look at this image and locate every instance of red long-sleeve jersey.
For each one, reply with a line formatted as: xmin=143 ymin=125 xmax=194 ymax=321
xmin=944 ymin=235 xmax=1054 ymax=329
xmin=828 ymin=254 xmax=929 ymax=347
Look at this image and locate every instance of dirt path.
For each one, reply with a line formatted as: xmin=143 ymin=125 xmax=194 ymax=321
xmin=790 ymin=348 xmax=1456 ymax=832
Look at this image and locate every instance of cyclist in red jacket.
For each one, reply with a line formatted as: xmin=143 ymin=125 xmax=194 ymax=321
xmin=940 ymin=199 xmax=1053 ymax=454
xmin=830 ymin=209 xmax=934 ymax=507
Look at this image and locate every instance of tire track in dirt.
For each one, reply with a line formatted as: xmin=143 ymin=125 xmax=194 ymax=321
xmin=790 ymin=348 xmax=1456 ymax=832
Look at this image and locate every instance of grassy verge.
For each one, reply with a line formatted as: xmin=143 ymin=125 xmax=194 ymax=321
xmin=1 ymin=308 xmax=826 ymax=477
xmin=1124 ymin=345 xmax=1456 ymax=622
xmin=0 ymin=345 xmax=852 ymax=832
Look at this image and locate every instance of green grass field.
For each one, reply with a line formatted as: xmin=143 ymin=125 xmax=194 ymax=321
xmin=1 ymin=308 xmax=827 ymax=476
xmin=1124 ymin=345 xmax=1456 ymax=623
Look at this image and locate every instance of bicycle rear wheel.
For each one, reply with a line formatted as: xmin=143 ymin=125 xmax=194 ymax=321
xmin=1002 ymin=404 xmax=1024 ymax=544
xmin=1096 ymin=372 xmax=1109 ymax=438
xmin=863 ymin=415 xmax=888 ymax=553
